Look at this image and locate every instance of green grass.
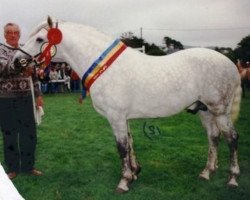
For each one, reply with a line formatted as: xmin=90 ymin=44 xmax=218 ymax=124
xmin=0 ymin=91 xmax=250 ymax=200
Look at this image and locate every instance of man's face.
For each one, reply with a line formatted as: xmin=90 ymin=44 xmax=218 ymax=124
xmin=4 ymin=25 xmax=20 ymax=48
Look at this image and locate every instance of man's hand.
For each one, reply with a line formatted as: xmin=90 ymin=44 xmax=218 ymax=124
xmin=22 ymin=66 xmax=34 ymax=76
xmin=36 ymin=96 xmax=44 ymax=108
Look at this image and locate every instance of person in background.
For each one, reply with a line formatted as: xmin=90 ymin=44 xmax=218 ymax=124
xmin=70 ymin=69 xmax=80 ymax=92
xmin=38 ymin=68 xmax=50 ymax=93
xmin=0 ymin=22 xmax=43 ymax=179
xmin=62 ymin=63 xmax=71 ymax=92
xmin=48 ymin=65 xmax=58 ymax=93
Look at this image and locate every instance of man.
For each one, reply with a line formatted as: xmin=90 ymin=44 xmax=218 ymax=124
xmin=0 ymin=22 xmax=43 ymax=179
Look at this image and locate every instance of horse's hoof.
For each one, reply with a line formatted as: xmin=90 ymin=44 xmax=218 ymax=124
xmin=116 ymin=187 xmax=128 ymax=194
xmin=199 ymin=172 xmax=210 ymax=180
xmin=116 ymin=179 xmax=129 ymax=193
xmin=227 ymin=179 xmax=238 ymax=187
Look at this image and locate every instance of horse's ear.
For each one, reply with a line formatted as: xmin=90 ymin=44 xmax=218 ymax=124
xmin=47 ymin=16 xmax=53 ymax=28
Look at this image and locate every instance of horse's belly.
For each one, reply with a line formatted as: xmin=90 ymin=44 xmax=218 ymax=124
xmin=92 ymin=80 xmax=198 ymax=119
xmin=127 ymin=89 xmax=197 ymax=118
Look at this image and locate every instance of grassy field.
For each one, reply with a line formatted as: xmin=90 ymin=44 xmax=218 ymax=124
xmin=0 ymin=91 xmax=249 ymax=200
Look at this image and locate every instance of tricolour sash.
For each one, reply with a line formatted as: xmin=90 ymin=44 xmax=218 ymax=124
xmin=81 ymin=39 xmax=127 ymax=99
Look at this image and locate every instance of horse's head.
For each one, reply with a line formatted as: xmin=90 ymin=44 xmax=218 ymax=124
xmin=14 ymin=16 xmax=63 ymax=69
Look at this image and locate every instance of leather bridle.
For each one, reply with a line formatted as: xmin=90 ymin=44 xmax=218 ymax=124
xmin=12 ymin=22 xmax=63 ymax=69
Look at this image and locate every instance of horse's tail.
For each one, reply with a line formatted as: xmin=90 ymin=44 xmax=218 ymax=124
xmin=231 ymin=79 xmax=242 ymax=123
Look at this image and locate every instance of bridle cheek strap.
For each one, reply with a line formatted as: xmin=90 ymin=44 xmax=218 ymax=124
xmin=38 ymin=43 xmax=53 ymax=66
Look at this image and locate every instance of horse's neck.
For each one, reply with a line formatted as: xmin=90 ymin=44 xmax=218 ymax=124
xmin=62 ymin=27 xmax=113 ymax=78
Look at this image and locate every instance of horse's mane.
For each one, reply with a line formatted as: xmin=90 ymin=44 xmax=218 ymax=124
xmin=29 ymin=17 xmax=111 ymax=44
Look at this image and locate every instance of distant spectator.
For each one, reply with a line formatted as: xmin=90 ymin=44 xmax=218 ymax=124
xmin=38 ymin=68 xmax=50 ymax=93
xmin=70 ymin=69 xmax=80 ymax=92
xmin=49 ymin=66 xmax=58 ymax=93
xmin=61 ymin=63 xmax=71 ymax=92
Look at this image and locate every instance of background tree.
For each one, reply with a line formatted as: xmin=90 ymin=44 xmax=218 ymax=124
xmin=121 ymin=32 xmax=166 ymax=56
xmin=121 ymin=32 xmax=144 ymax=48
xmin=145 ymin=43 xmax=166 ymax=56
xmin=121 ymin=32 xmax=250 ymax=61
xmin=214 ymin=47 xmax=236 ymax=63
xmin=234 ymin=35 xmax=250 ymax=62
xmin=163 ymin=36 xmax=184 ymax=50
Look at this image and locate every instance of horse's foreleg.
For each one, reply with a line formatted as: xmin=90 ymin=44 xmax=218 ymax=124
xmin=116 ymin=136 xmax=133 ymax=193
xmin=109 ymin=117 xmax=133 ymax=193
xmin=199 ymin=112 xmax=220 ymax=180
xmin=216 ymin=115 xmax=240 ymax=187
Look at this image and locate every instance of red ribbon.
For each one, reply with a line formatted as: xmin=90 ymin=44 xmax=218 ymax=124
xmin=38 ymin=43 xmax=52 ymax=66
xmin=38 ymin=28 xmax=62 ymax=66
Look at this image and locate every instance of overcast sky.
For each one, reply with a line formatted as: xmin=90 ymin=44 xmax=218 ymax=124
xmin=1 ymin=0 xmax=250 ymax=48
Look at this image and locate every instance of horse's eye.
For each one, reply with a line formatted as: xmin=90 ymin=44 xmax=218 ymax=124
xmin=36 ymin=37 xmax=44 ymax=43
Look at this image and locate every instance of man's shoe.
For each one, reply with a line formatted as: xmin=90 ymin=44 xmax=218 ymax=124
xmin=30 ymin=169 xmax=43 ymax=176
xmin=8 ymin=172 xmax=17 ymax=179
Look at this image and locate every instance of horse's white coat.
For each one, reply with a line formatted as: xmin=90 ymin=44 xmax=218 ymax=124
xmin=91 ymin=47 xmax=239 ymax=120
xmin=15 ymin=19 xmax=242 ymax=192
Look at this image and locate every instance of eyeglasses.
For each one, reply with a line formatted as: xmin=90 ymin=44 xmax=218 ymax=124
xmin=5 ymin=31 xmax=20 ymax=36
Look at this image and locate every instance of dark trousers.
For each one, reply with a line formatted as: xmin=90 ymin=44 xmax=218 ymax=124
xmin=0 ymin=96 xmax=37 ymax=172
xmin=70 ymin=80 xmax=80 ymax=92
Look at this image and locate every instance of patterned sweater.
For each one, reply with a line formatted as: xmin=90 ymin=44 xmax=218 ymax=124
xmin=0 ymin=43 xmax=42 ymax=98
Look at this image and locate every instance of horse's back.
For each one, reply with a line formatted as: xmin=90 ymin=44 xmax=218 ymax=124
xmin=122 ymin=47 xmax=239 ymax=95
xmin=134 ymin=47 xmax=236 ymax=73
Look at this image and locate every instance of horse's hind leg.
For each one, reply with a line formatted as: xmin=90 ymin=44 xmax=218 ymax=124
xmin=199 ymin=111 xmax=220 ymax=180
xmin=215 ymin=115 xmax=240 ymax=186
